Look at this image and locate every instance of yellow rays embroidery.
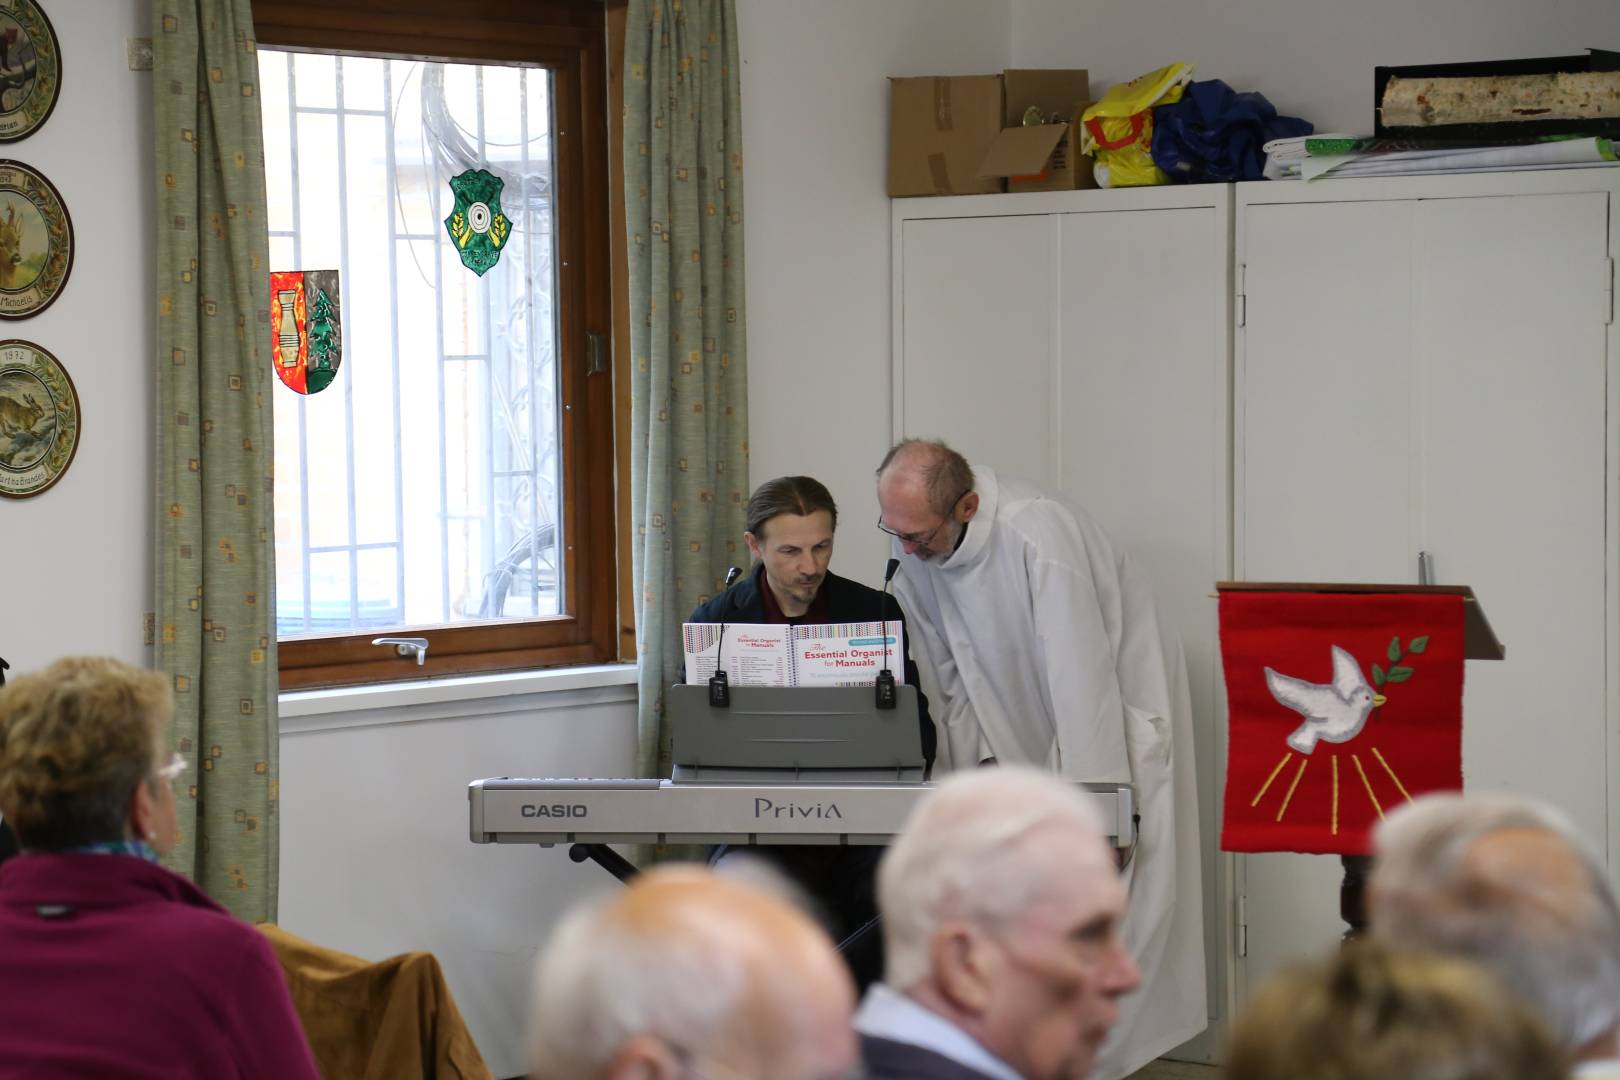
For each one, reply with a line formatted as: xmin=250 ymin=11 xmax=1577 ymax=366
xmin=1352 ymin=753 xmax=1384 ymax=819
xmin=1253 ymin=745 xmax=1414 ymax=830
xmin=1252 ymin=751 xmax=1294 ymax=808
xmin=1371 ymin=746 xmax=1413 ymax=804
xmin=1331 ymin=755 xmax=1340 ymax=835
xmin=1276 ymin=756 xmax=1309 ymax=822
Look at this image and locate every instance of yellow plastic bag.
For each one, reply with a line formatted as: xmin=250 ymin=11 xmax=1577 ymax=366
xmin=1080 ymin=62 xmax=1195 ymax=187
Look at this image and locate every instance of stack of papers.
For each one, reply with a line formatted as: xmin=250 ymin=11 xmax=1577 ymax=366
xmin=1264 ymin=133 xmax=1617 ymax=180
xmin=682 ymin=621 xmax=906 ymax=688
xmin=1263 ymin=133 xmax=1354 ymax=180
xmin=1307 ymin=135 xmax=1615 ymax=181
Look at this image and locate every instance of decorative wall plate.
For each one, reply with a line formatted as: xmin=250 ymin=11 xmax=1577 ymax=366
xmin=0 ymin=338 xmax=77 ymax=498
xmin=0 ymin=159 xmax=69 ymax=318
xmin=0 ymin=0 xmax=60 ymax=143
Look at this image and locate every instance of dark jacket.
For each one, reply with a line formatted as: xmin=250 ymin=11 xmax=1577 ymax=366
xmin=0 ymin=853 xmax=321 ymax=1079
xmin=688 ymin=565 xmax=935 ymax=766
xmin=860 ymin=1034 xmax=1008 ymax=1080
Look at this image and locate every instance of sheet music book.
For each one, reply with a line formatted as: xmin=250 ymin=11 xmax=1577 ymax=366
xmin=682 ymin=621 xmax=906 ymax=688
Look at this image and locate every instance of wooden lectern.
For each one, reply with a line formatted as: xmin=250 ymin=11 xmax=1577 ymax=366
xmin=1217 ymin=581 xmax=1504 ymax=938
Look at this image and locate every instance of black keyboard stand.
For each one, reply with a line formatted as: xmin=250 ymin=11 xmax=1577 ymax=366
xmin=568 ymin=842 xmax=639 ymax=883
xmin=838 ymin=913 xmax=882 ymax=954
xmin=566 ymin=839 xmax=879 ymax=964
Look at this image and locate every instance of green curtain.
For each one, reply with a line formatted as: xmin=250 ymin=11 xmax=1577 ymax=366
xmin=625 ymin=0 xmax=750 ymax=780
xmin=153 ymin=0 xmax=279 ymax=922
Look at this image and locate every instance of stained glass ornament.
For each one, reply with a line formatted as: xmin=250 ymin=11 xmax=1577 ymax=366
xmin=443 ymin=168 xmax=511 ymax=276
xmin=269 ymin=269 xmax=342 ymax=395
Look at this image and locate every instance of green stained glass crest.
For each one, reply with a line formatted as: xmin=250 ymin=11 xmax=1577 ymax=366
xmin=443 ymin=168 xmax=511 ymax=277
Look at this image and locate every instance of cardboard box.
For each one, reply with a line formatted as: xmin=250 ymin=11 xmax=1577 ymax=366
xmin=888 ymin=75 xmax=1005 ymax=197
xmin=978 ymin=107 xmax=1095 ymax=192
xmin=1001 ymin=69 xmax=1091 ymax=129
xmin=980 ymin=69 xmax=1094 ymax=192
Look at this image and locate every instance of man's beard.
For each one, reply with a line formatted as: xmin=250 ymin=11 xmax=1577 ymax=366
xmin=788 ymin=575 xmax=822 ymax=598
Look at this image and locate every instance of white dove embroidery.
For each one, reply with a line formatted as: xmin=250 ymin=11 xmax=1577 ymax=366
xmin=1265 ymin=645 xmax=1388 ymax=755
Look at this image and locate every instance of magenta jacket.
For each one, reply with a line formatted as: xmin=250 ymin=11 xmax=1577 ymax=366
xmin=0 ymin=852 xmax=319 ymax=1079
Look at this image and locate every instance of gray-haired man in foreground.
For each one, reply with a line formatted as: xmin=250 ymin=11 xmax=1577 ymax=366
xmin=857 ymin=766 xmax=1141 ymax=1080
xmin=529 ymin=865 xmax=860 ymax=1080
xmin=1370 ymin=792 xmax=1620 ymax=1078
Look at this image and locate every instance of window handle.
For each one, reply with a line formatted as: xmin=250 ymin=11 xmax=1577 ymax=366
xmin=586 ymin=330 xmax=607 ymax=376
xmin=372 ymin=636 xmax=429 ymax=666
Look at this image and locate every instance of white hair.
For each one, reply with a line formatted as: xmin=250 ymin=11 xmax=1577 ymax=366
xmin=1372 ymin=792 xmax=1620 ymax=1051
xmin=528 ymin=886 xmax=749 ymax=1078
xmin=878 ymin=765 xmax=1110 ymax=989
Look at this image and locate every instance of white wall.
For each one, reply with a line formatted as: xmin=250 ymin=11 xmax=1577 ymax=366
xmin=738 ymin=0 xmax=1010 ymax=583
xmin=278 ymin=676 xmax=638 ymax=1080
xmin=4 ymin=0 xmax=153 ymax=673
xmin=1011 ymin=0 xmax=1620 ymax=136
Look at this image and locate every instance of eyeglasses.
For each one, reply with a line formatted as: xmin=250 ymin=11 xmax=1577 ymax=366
xmin=154 ymin=753 xmax=186 ymax=782
xmin=875 ymin=489 xmax=970 ymax=548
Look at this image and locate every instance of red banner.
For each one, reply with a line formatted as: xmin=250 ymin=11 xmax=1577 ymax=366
xmin=1219 ymin=591 xmax=1466 ymax=855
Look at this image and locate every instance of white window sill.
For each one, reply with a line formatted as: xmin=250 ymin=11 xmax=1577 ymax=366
xmin=278 ymin=663 xmax=638 ymax=734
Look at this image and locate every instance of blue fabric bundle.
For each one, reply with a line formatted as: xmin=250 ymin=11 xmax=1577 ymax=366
xmin=1151 ymin=80 xmax=1313 ymax=182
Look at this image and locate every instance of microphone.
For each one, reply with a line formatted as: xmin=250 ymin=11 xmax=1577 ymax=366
xmin=875 ymin=558 xmax=900 ymax=709
xmin=709 ymin=566 xmax=742 ymax=708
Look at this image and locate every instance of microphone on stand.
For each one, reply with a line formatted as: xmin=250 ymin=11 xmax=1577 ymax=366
xmin=875 ymin=558 xmax=900 ymax=709
xmin=709 ymin=566 xmax=742 ymax=708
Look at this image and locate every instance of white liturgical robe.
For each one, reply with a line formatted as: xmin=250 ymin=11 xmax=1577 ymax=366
xmin=892 ymin=466 xmax=1207 ymax=1080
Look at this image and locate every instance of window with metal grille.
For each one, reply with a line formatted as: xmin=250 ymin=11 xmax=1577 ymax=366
xmin=254 ymin=3 xmax=615 ymax=689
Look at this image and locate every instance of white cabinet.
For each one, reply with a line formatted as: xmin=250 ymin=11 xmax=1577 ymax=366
xmin=893 ymin=186 xmax=1234 ymax=1057
xmin=892 ymin=170 xmax=1620 ymax=1050
xmin=1235 ymin=173 xmax=1618 ymax=995
xmin=896 ymin=213 xmax=1057 ymax=485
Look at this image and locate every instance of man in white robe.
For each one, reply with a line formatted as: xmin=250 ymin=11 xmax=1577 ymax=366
xmin=875 ymin=438 xmax=1206 ymax=1080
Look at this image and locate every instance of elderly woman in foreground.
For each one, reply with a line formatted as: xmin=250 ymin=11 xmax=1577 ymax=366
xmin=0 ymin=656 xmax=318 ymax=1078
xmin=1225 ymin=939 xmax=1566 ymax=1080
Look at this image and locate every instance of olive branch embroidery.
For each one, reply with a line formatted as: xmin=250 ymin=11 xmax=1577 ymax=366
xmin=1371 ymin=634 xmax=1429 ymax=690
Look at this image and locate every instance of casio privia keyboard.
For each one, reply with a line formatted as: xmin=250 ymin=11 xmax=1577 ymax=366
xmin=470 ymin=775 xmax=1134 ymax=848
xmin=469 ymin=685 xmax=1136 ymax=850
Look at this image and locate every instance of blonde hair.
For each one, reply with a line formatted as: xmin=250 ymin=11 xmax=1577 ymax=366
xmin=0 ymin=656 xmax=172 ymax=849
xmin=1226 ymin=941 xmax=1567 ymax=1080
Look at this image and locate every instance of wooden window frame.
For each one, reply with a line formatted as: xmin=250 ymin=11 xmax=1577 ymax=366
xmin=254 ymin=0 xmax=618 ymax=690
